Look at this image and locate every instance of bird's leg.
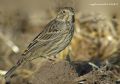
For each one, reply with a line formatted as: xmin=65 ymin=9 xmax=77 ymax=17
xmin=46 ymin=55 xmax=58 ymax=62
xmin=46 ymin=57 xmax=56 ymax=62
xmin=46 ymin=55 xmax=62 ymax=65
xmin=27 ymin=54 xmax=56 ymax=62
xmin=53 ymin=55 xmax=57 ymax=58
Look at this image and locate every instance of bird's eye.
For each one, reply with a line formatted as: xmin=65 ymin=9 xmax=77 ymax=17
xmin=62 ymin=10 xmax=65 ymax=13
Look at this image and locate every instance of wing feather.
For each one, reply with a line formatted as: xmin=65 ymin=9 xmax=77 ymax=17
xmin=27 ymin=20 xmax=68 ymax=50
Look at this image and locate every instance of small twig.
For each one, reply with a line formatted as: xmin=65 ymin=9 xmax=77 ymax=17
xmin=88 ymin=62 xmax=99 ymax=69
xmin=0 ymin=70 xmax=7 ymax=77
xmin=0 ymin=31 xmax=19 ymax=53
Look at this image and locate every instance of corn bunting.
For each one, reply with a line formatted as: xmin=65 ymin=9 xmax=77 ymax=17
xmin=5 ymin=7 xmax=75 ymax=82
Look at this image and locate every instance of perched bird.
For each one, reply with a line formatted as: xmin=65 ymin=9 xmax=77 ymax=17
xmin=5 ymin=7 xmax=75 ymax=82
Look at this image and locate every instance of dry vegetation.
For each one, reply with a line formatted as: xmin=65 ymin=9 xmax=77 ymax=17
xmin=0 ymin=0 xmax=120 ymax=84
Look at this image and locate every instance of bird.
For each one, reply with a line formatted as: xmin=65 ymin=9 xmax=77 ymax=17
xmin=5 ymin=7 xmax=75 ymax=82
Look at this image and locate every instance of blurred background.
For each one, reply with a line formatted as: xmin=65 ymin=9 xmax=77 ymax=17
xmin=0 ymin=0 xmax=120 ymax=84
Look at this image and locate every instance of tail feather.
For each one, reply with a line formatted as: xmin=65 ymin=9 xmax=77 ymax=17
xmin=5 ymin=57 xmax=25 ymax=82
xmin=5 ymin=65 xmax=19 ymax=82
xmin=5 ymin=50 xmax=29 ymax=83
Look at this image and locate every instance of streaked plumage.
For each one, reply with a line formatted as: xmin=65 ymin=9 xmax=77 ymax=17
xmin=5 ymin=7 xmax=75 ymax=82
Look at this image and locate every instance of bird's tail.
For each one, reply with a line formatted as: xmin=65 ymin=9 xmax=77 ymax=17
xmin=5 ymin=65 xmax=19 ymax=82
xmin=5 ymin=57 xmax=25 ymax=82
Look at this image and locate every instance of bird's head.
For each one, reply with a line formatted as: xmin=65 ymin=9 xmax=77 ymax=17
xmin=56 ymin=7 xmax=75 ymax=23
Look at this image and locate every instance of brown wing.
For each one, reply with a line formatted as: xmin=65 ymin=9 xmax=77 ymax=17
xmin=27 ymin=20 xmax=68 ymax=51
